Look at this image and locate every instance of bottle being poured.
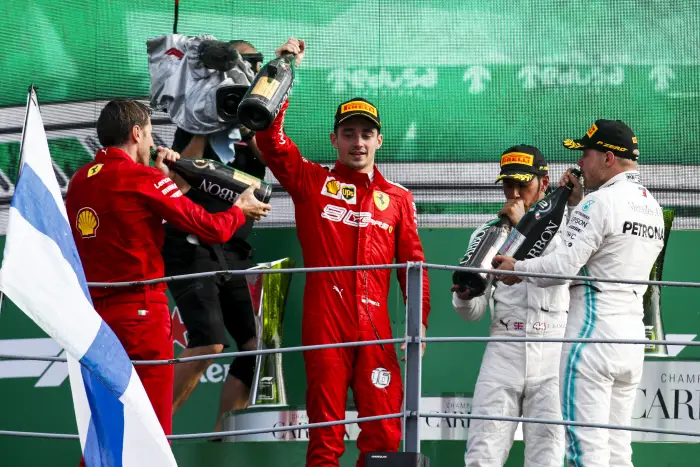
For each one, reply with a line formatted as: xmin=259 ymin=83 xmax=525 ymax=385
xmin=452 ymin=215 xmax=513 ymax=297
xmin=150 ymin=148 xmax=272 ymax=204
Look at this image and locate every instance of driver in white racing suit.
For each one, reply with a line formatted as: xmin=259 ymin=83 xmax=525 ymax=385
xmin=453 ymin=145 xmax=569 ymax=467
xmin=496 ymin=120 xmax=665 ymax=466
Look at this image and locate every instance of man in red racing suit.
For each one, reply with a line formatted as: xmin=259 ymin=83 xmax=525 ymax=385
xmin=66 ymin=99 xmax=270 ymax=448
xmin=256 ymin=39 xmax=431 ymax=467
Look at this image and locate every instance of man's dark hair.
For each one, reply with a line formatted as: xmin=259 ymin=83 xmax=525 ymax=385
xmin=229 ymin=40 xmax=256 ymax=50
xmin=96 ymin=99 xmax=151 ymax=147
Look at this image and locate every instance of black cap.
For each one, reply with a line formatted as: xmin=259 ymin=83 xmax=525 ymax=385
xmin=495 ymin=145 xmax=549 ymax=184
xmin=562 ymin=119 xmax=639 ymax=160
xmin=334 ymin=98 xmax=381 ymax=131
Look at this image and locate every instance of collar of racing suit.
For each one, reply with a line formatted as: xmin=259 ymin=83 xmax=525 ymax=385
xmin=94 ymin=147 xmax=136 ymax=164
xmin=600 ymin=170 xmax=640 ymax=189
xmin=332 ymin=160 xmax=390 ymax=189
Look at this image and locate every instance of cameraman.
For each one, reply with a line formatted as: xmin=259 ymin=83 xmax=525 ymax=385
xmin=163 ymin=40 xmax=267 ymax=432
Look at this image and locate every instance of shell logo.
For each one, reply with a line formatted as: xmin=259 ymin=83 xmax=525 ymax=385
xmin=326 ymin=180 xmax=340 ymax=195
xmin=76 ymin=207 xmax=99 ymax=238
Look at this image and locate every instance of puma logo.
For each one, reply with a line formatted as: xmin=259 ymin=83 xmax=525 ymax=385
xmin=500 ymin=319 xmax=510 ymax=330
xmin=333 ymin=286 xmax=344 ymax=298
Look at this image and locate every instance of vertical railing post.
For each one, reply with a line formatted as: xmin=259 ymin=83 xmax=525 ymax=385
xmin=403 ymin=261 xmax=423 ymax=453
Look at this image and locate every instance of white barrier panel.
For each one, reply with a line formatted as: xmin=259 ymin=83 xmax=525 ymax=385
xmin=222 ymin=395 xmax=475 ymax=442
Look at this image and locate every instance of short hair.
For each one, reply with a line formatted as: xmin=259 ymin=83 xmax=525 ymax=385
xmin=96 ymin=99 xmax=151 ymax=147
xmin=229 ymin=40 xmax=256 ymax=51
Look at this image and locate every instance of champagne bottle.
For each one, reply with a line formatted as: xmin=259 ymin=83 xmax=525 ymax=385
xmin=452 ymin=216 xmax=512 ymax=297
xmin=643 ymin=208 xmax=674 ymax=355
xmin=237 ymin=54 xmax=296 ymax=131
xmin=495 ymin=168 xmax=581 ymax=264
xmin=151 ymin=149 xmax=272 ymax=203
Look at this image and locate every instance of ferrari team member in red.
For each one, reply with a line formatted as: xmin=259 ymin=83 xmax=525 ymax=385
xmin=256 ymin=39 xmax=431 ymax=467
xmin=65 ymin=99 xmax=271 ymax=444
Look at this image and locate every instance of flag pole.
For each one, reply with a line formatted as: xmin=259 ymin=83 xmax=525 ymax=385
xmin=17 ymin=84 xmax=37 ymax=180
xmin=0 ymin=84 xmax=37 ymax=318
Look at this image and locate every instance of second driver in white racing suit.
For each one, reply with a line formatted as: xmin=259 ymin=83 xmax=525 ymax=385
xmin=453 ymin=145 xmax=569 ymax=467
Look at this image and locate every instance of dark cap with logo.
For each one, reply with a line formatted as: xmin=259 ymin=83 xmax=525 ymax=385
xmin=495 ymin=145 xmax=549 ymax=184
xmin=562 ymin=119 xmax=639 ymax=160
xmin=334 ymin=97 xmax=381 ymax=132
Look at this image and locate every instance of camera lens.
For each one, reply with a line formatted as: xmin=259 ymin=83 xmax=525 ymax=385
xmin=221 ymin=95 xmax=238 ymax=116
xmin=216 ymin=85 xmax=249 ymax=123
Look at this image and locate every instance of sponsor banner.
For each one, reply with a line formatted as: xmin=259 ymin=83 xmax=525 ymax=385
xmin=632 ymin=361 xmax=700 ymax=442
xmin=222 ymin=396 xmax=478 ymax=442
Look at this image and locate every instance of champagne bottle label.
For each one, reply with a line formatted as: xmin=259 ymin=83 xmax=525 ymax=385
xmin=522 ymin=219 xmax=560 ymax=259
xmin=250 ymin=78 xmax=281 ymax=100
xmin=644 ymin=326 xmax=656 ymax=351
xmin=499 ymin=229 xmax=526 ymax=257
xmin=232 ymin=169 xmax=262 ymax=187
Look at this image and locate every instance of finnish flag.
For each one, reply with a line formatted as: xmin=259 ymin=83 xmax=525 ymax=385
xmin=0 ymin=87 xmax=177 ymax=466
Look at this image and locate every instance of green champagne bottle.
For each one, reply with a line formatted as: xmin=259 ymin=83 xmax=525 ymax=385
xmin=237 ymin=54 xmax=296 ymax=130
xmin=151 ymin=149 xmax=272 ymax=203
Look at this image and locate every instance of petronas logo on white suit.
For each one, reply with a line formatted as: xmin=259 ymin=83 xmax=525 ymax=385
xmin=371 ymin=368 xmax=391 ymax=389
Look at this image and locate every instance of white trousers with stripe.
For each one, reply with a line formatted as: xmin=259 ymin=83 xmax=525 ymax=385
xmin=561 ymin=286 xmax=645 ymax=467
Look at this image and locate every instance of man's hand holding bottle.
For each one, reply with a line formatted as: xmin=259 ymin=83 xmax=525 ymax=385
xmin=235 ymin=183 xmax=272 ymax=222
xmin=152 ymin=146 xmax=181 ymax=176
xmin=560 ymin=168 xmax=584 ymax=206
xmin=451 ymin=284 xmax=472 ymax=300
xmin=493 ymin=167 xmax=582 ymax=285
xmin=275 ymin=37 xmax=306 ymax=66
xmin=499 ymin=199 xmax=526 ymax=226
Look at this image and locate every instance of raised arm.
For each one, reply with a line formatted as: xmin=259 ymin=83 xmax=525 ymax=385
xmin=255 ymin=100 xmax=320 ymax=200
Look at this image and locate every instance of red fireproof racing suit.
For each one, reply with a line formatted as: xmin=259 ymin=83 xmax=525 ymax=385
xmin=257 ymin=101 xmax=431 ymax=467
xmin=66 ymin=147 xmax=244 ymax=439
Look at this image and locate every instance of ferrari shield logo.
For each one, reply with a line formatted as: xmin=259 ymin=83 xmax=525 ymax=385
xmin=374 ymin=191 xmax=390 ymax=211
xmin=87 ymin=164 xmax=103 ymax=178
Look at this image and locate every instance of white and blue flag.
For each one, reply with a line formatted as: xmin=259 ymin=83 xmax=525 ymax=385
xmin=0 ymin=88 xmax=177 ymax=466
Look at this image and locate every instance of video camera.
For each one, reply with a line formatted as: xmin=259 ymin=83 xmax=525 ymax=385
xmin=146 ymin=33 xmax=256 ymax=134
